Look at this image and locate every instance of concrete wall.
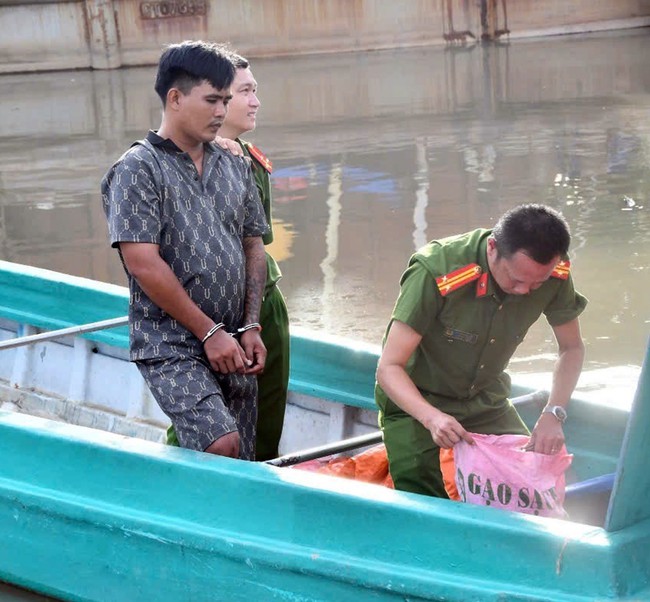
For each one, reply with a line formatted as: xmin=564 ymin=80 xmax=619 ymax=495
xmin=1 ymin=0 xmax=649 ymax=73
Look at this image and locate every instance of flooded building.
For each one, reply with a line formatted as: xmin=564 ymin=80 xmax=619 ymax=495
xmin=1 ymin=0 xmax=650 ymax=73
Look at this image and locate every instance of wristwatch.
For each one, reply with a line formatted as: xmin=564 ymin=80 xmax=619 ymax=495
xmin=543 ymin=405 xmax=567 ymax=423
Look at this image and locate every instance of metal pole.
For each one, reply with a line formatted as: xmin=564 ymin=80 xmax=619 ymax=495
xmin=267 ymin=390 xmax=549 ymax=467
xmin=266 ymin=431 xmax=383 ymax=467
xmin=0 ymin=316 xmax=128 ymax=351
xmin=511 ymin=390 xmax=548 ymax=406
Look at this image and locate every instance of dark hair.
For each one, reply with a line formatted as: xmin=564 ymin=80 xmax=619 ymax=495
xmin=230 ymin=52 xmax=250 ymax=70
xmin=154 ymin=40 xmax=236 ymax=105
xmin=492 ymin=204 xmax=571 ymax=264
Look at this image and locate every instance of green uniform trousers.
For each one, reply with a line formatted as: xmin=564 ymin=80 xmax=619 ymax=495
xmin=166 ymin=285 xmax=290 ymax=461
xmin=254 ymin=285 xmax=290 ymax=460
xmin=379 ymin=392 xmax=529 ymax=498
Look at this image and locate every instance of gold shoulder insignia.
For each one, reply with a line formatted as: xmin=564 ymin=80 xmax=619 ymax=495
xmin=244 ymin=142 xmax=273 ymax=173
xmin=551 ymin=260 xmax=571 ymax=280
xmin=436 ymin=263 xmax=482 ymax=297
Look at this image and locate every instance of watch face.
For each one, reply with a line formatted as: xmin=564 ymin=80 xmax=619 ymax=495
xmin=552 ymin=406 xmax=567 ymax=422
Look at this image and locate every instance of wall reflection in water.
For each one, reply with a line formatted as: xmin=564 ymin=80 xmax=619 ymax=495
xmin=0 ymin=30 xmax=648 ymax=383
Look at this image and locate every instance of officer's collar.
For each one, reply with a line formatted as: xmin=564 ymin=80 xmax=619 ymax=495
xmin=476 ymin=235 xmax=506 ymax=301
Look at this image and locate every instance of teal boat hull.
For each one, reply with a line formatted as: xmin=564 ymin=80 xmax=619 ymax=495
xmin=1 ymin=260 xmax=649 ymax=601
xmin=1 ymin=410 xmax=648 ymax=602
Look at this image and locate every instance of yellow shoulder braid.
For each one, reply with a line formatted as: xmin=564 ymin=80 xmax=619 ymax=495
xmin=551 ymin=260 xmax=571 ymax=280
xmin=435 ymin=263 xmax=482 ymax=297
xmin=243 ymin=142 xmax=272 ymax=173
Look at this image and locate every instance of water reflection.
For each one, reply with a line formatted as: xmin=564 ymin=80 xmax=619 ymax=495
xmin=0 ymin=30 xmax=648 ymax=394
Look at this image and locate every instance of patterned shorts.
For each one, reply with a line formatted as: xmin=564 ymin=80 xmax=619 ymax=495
xmin=136 ymin=355 xmax=257 ymax=460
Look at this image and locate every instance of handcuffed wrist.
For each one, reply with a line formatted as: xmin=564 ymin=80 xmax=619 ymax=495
xmin=237 ymin=322 xmax=262 ymax=335
xmin=201 ymin=322 xmax=225 ymax=344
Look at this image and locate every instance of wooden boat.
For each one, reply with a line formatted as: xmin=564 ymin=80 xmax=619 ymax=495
xmin=1 ymin=260 xmax=649 ymax=601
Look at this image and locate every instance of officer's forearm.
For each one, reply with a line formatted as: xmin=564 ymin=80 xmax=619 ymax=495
xmin=547 ymin=345 xmax=584 ymax=409
xmin=546 ymin=319 xmax=585 ymax=410
xmin=377 ymin=363 xmax=443 ymax=427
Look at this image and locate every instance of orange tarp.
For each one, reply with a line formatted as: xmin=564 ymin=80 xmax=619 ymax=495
xmin=440 ymin=448 xmax=460 ymax=500
xmin=293 ymin=444 xmax=394 ymax=488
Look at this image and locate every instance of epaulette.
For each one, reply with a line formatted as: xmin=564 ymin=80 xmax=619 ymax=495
xmin=436 ymin=263 xmax=482 ymax=297
xmin=243 ymin=142 xmax=272 ymax=173
xmin=551 ymin=260 xmax=571 ymax=280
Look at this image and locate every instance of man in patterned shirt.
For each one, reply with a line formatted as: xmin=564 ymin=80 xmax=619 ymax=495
xmin=101 ymin=41 xmax=269 ymax=460
xmin=166 ymin=53 xmax=291 ymax=461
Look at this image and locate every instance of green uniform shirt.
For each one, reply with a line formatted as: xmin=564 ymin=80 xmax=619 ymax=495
xmin=376 ymin=228 xmax=587 ymax=412
xmin=239 ymin=139 xmax=282 ymax=295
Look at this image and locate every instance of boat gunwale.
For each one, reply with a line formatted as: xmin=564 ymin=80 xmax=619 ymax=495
xmin=1 ymin=409 xmax=641 ymax=602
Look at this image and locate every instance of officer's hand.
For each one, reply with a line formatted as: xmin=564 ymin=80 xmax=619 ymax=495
xmin=422 ymin=409 xmax=474 ymax=449
xmin=203 ymin=330 xmax=249 ymax=374
xmin=214 ymin=136 xmax=243 ymax=157
xmin=239 ymin=329 xmax=267 ymax=375
xmin=524 ymin=414 xmax=565 ymax=454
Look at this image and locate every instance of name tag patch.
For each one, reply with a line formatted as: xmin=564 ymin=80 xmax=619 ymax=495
xmin=444 ymin=327 xmax=478 ymax=345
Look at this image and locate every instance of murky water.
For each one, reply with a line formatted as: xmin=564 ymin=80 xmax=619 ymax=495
xmin=1 ymin=29 xmax=649 ymax=400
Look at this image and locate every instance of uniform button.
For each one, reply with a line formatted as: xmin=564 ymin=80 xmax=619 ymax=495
xmin=498 ymin=305 xmax=503 ymax=310
xmin=470 ymin=384 xmax=476 ymax=391
xmin=479 ymin=364 xmax=485 ymax=369
xmin=489 ymin=338 xmax=495 ymax=344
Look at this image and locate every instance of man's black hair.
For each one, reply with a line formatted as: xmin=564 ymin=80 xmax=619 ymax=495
xmin=154 ymin=40 xmax=236 ymax=105
xmin=492 ymin=204 xmax=571 ymax=264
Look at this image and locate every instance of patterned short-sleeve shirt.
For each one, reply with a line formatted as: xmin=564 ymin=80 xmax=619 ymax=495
xmin=101 ymin=131 xmax=269 ymax=360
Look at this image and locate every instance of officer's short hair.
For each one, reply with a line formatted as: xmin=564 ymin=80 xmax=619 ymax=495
xmin=230 ymin=52 xmax=250 ymax=70
xmin=492 ymin=204 xmax=570 ymax=264
xmin=154 ymin=40 xmax=236 ymax=105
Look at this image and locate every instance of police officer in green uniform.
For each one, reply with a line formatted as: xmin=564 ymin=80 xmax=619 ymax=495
xmin=167 ymin=53 xmax=290 ymax=461
xmin=376 ymin=205 xmax=587 ymax=498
